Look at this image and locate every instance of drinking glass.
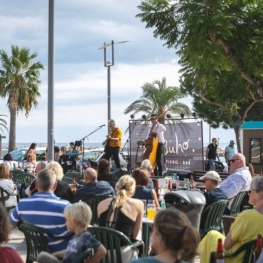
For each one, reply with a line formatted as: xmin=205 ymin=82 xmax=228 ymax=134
xmin=147 ymin=204 xmax=156 ymax=221
xmin=148 ymin=200 xmax=155 ymax=205
xmin=141 ymin=199 xmax=147 ymax=217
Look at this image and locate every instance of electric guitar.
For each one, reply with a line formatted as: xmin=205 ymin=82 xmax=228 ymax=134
xmin=102 ymin=128 xmax=118 ymax=152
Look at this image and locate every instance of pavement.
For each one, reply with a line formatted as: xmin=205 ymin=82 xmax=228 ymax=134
xmin=7 ymin=228 xmax=26 ymax=262
xmin=8 ymin=228 xmax=200 ymax=263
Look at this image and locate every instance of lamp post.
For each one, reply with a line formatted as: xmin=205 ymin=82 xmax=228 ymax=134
xmin=98 ymin=40 xmax=129 ymax=132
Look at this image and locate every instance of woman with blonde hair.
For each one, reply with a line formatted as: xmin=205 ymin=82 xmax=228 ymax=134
xmin=0 ymin=164 xmax=17 ymax=208
xmin=97 ymin=175 xmax=144 ymax=240
xmin=27 ymin=162 xmax=73 ymax=202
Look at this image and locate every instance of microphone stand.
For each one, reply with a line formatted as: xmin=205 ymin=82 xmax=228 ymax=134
xmin=79 ymin=125 xmax=105 ymax=174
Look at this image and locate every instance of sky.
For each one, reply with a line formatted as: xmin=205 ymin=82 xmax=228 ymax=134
xmin=0 ymin=0 xmax=235 ymax=146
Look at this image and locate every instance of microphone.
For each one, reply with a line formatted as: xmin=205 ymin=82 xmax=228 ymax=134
xmin=99 ymin=124 xmax=106 ymax=127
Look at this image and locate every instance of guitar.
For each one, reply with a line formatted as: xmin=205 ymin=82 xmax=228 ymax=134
xmin=102 ymin=128 xmax=118 ymax=152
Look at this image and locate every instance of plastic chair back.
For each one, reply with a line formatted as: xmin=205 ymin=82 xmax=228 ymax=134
xmin=13 ymin=171 xmax=35 ymax=185
xmin=84 ymin=195 xmax=112 ymax=225
xmin=65 ymin=171 xmax=83 ymax=183
xmin=200 ymin=200 xmax=228 ymax=238
xmin=209 ymin=239 xmax=256 ymax=263
xmin=229 ymin=191 xmax=248 ymax=216
xmin=19 ymin=221 xmax=72 ymax=263
xmin=88 ymin=226 xmax=142 ymax=263
xmin=19 ymin=221 xmax=50 ymax=263
xmin=0 ymin=186 xmax=19 ymax=212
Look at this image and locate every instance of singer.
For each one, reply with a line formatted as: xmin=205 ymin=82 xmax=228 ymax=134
xmin=102 ymin=119 xmax=122 ymax=169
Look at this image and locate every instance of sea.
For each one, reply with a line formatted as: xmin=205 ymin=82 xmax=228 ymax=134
xmin=0 ymin=142 xmax=104 ymax=158
xmin=0 ymin=141 xmax=230 ymax=158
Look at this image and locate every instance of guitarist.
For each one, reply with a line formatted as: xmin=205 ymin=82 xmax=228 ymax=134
xmin=102 ymin=119 xmax=122 ymax=169
xmin=150 ymin=115 xmax=166 ymax=176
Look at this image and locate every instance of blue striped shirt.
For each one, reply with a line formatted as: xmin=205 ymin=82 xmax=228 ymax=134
xmin=9 ymin=192 xmax=70 ymax=253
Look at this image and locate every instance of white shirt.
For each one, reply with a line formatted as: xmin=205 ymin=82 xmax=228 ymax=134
xmin=220 ymin=166 xmax=251 ymax=199
xmin=0 ymin=179 xmax=17 ymax=208
xmin=152 ymin=122 xmax=166 ymax=144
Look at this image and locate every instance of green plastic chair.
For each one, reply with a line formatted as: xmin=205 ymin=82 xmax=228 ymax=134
xmin=19 ymin=221 xmax=72 ymax=263
xmin=199 ymin=200 xmax=228 ymax=239
xmin=13 ymin=171 xmax=35 ymax=185
xmin=62 ymin=176 xmax=74 ymax=184
xmin=209 ymin=239 xmax=256 ymax=263
xmin=65 ymin=171 xmax=83 ymax=184
xmin=229 ymin=191 xmax=249 ymax=217
xmin=84 ymin=195 xmax=112 ymax=225
xmin=88 ymin=226 xmax=144 ymax=262
xmin=0 ymin=186 xmax=19 ymax=213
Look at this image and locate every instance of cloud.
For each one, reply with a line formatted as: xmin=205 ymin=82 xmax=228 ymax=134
xmin=0 ymin=0 xmax=235 ymax=145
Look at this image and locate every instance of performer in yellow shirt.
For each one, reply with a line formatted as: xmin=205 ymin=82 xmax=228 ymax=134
xmin=102 ymin=119 xmax=122 ymax=168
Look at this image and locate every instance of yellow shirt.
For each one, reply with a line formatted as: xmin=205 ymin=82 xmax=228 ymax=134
xmin=108 ymin=128 xmax=122 ymax=147
xmin=198 ymin=209 xmax=263 ymax=263
xmin=227 ymin=209 xmax=263 ymax=262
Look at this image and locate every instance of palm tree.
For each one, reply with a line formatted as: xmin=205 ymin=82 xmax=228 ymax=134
xmin=0 ymin=114 xmax=8 ymax=133
xmin=124 ymin=77 xmax=191 ymax=122
xmin=0 ymin=45 xmax=44 ymax=151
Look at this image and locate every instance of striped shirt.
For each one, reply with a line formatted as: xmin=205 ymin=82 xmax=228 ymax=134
xmin=9 ymin=192 xmax=70 ymax=253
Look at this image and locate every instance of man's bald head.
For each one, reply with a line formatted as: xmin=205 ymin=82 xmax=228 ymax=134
xmin=84 ymin=167 xmax=97 ymax=183
xmin=231 ymin=153 xmax=246 ymax=170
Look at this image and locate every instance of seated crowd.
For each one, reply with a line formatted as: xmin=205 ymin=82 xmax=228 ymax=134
xmin=1 ymin=150 xmax=261 ymax=263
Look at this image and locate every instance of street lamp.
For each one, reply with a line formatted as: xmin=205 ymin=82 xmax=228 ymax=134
xmin=98 ymin=40 xmax=129 ymax=132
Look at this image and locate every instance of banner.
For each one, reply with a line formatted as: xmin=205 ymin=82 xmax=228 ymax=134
xmin=129 ymin=120 xmax=204 ymax=172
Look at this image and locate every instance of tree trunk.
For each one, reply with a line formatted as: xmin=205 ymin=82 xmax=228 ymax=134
xmin=234 ymin=125 xmax=242 ymax=153
xmin=8 ymin=107 xmax=16 ymax=152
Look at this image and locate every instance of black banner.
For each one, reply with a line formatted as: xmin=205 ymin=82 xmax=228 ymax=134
xmin=129 ymin=120 xmax=204 ymax=172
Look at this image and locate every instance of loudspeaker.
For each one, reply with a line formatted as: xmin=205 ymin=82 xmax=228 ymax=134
xmin=75 ymin=140 xmax=81 ymax=147
xmin=113 ymin=168 xmax=127 ymax=179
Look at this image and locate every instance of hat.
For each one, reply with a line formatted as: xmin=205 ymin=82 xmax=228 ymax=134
xmin=199 ymin=171 xmax=222 ymax=182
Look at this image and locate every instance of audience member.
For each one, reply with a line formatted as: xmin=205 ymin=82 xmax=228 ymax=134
xmin=73 ymin=168 xmax=114 ymax=202
xmin=198 ymin=175 xmax=263 ymax=263
xmin=0 ymin=204 xmax=23 ymax=263
xmin=97 ymin=159 xmax=119 ymax=183
xmin=2 ymin=153 xmax=15 ymax=169
xmin=199 ymin=171 xmax=228 ymax=229
xmin=37 ymin=202 xmax=107 ymax=263
xmin=0 ymin=164 xmax=17 ymax=208
xmin=26 ymin=142 xmax=37 ymax=164
xmin=140 ymin=159 xmax=154 ymax=189
xmin=23 ymin=154 xmax=35 ymax=169
xmin=25 ymin=161 xmax=47 ymax=196
xmin=46 ymin=162 xmax=73 ymax=202
xmin=59 ymin=145 xmax=77 ymax=174
xmin=98 ymin=175 xmax=144 ymax=240
xmin=132 ymin=168 xmax=160 ymax=207
xmin=220 ymin=153 xmax=251 ymax=199
xmin=200 ymin=171 xmax=228 ymax=209
xmin=27 ymin=162 xmax=73 ymax=202
xmin=9 ymin=169 xmax=71 ymax=253
xmin=131 ymin=208 xmax=199 ymax=263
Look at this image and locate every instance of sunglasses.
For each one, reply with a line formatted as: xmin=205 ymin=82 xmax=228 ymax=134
xmin=230 ymin=159 xmax=241 ymax=163
xmin=248 ymin=189 xmax=259 ymax=194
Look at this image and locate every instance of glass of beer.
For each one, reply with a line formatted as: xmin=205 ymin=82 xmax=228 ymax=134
xmin=147 ymin=204 xmax=156 ymax=221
